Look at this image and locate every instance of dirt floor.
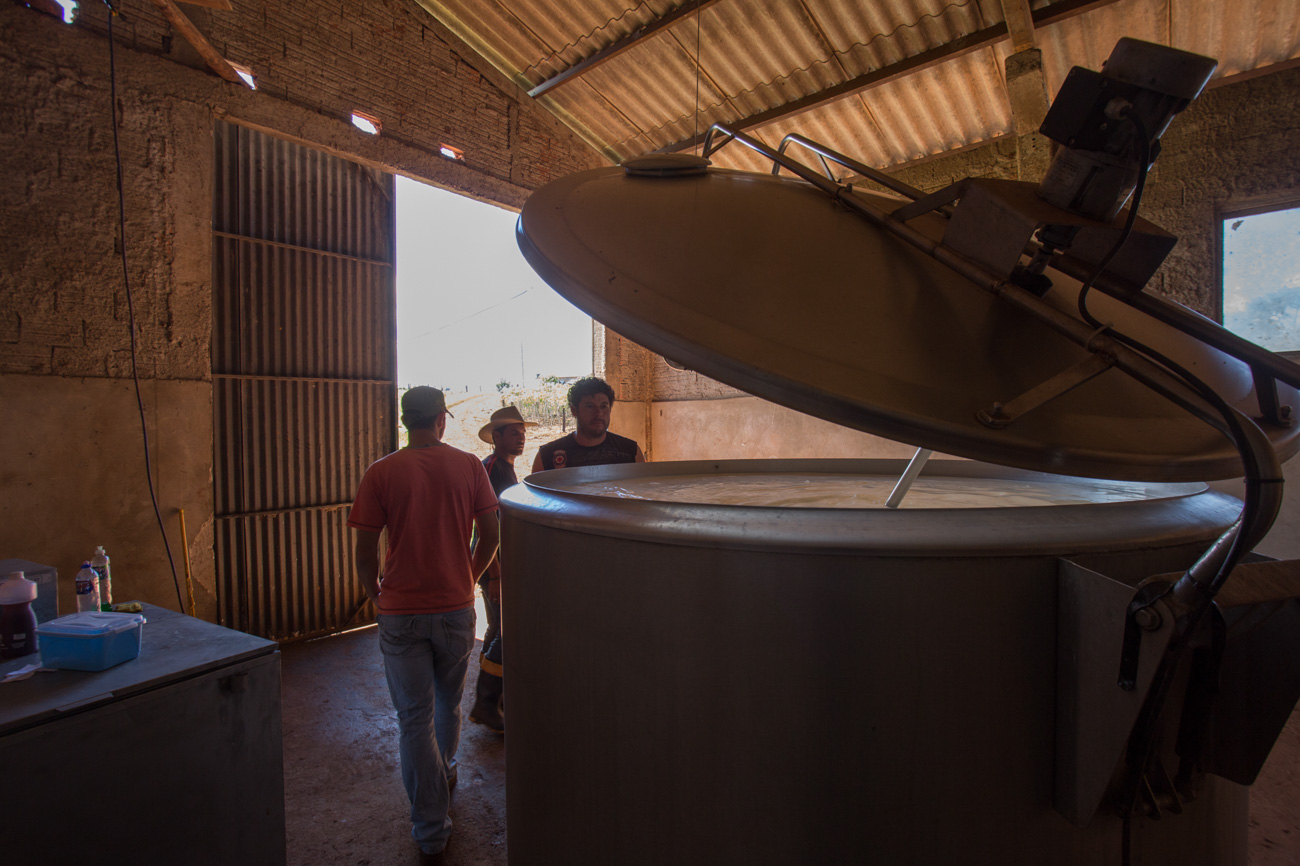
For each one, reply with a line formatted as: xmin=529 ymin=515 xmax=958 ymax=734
xmin=281 ymin=622 xmax=1300 ymax=866
xmin=282 ymin=625 xmax=507 ymax=866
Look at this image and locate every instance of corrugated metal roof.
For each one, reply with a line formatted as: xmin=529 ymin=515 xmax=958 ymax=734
xmin=416 ymin=0 xmax=1300 ymax=172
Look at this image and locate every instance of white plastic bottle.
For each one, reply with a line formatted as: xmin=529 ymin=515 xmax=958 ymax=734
xmin=91 ymin=545 xmax=113 ymax=611
xmin=74 ymin=562 xmax=100 ymax=614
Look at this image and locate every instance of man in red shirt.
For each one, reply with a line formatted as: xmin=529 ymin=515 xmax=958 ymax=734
xmin=349 ymin=386 xmax=500 ymax=865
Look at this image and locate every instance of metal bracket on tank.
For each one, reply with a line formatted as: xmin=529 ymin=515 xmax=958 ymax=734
xmin=1055 ymin=560 xmax=1175 ymax=827
xmin=1128 ymin=557 xmax=1300 ymax=786
xmin=1252 ymin=366 xmax=1295 ymax=428
xmin=1059 ymin=555 xmax=1300 ymax=828
xmin=977 ymin=354 xmax=1114 ymax=429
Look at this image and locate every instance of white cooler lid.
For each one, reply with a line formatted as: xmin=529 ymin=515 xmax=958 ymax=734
xmin=36 ymin=611 xmax=146 ymax=638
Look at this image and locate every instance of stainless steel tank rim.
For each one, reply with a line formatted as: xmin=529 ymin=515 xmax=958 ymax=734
xmin=521 ymin=457 xmax=1205 ymax=491
xmin=504 ymin=459 xmax=1240 ymax=558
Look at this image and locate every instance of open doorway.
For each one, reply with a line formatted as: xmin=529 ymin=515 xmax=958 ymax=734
xmin=394 ymin=176 xmax=593 ymax=464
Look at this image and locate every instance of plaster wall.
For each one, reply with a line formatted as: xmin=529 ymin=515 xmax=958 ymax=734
xmin=650 ymin=396 xmax=925 ymax=463
xmin=0 ymin=2 xmax=602 ymax=616
xmin=609 ymin=402 xmax=647 ymax=456
xmin=0 ymin=375 xmax=216 ymax=620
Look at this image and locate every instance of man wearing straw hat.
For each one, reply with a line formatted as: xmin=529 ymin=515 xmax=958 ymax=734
xmin=469 ymin=405 xmax=537 ymax=733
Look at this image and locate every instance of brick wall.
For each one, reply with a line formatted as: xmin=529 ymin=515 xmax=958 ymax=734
xmin=69 ymin=0 xmax=601 ymax=194
xmin=1 ymin=11 xmax=190 ymax=378
xmin=1142 ymin=65 xmax=1300 ymax=316
xmin=0 ymin=0 xmax=604 ymax=613
xmin=0 ymin=1 xmax=604 ymax=381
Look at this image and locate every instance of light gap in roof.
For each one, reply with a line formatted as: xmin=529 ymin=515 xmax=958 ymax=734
xmin=230 ymin=62 xmax=256 ymax=90
xmin=351 ymin=111 xmax=381 ymax=135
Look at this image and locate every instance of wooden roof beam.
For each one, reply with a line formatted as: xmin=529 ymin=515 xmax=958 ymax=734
xmin=528 ymin=0 xmax=722 ymax=99
xmin=1000 ymin=0 xmax=1038 ymax=53
xmin=656 ymin=0 xmax=1119 ymax=155
xmin=148 ymin=0 xmax=243 ymax=83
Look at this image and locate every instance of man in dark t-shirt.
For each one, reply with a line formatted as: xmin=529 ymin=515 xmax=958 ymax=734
xmin=533 ymin=377 xmax=646 ymax=472
xmin=470 ymin=405 xmax=535 ymax=734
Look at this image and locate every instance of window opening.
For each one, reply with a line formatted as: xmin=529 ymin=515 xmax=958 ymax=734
xmin=230 ymin=62 xmax=256 ymax=90
xmin=351 ymin=111 xmax=381 ymax=135
xmin=1222 ymin=204 xmax=1300 ymax=354
xmin=25 ymin=0 xmax=77 ymax=21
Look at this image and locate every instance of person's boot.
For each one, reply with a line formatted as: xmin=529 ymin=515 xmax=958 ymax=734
xmin=469 ymin=663 xmax=505 ymax=734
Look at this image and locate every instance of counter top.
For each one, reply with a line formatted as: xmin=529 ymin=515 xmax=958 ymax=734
xmin=0 ymin=603 xmax=277 ymax=735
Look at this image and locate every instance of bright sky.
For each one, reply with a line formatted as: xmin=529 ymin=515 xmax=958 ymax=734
xmin=1222 ymin=205 xmax=1300 ymax=352
xmin=395 ymin=176 xmax=592 ymax=392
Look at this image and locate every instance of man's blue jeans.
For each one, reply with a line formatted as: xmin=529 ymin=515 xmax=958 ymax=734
xmin=377 ymin=607 xmax=476 ymax=854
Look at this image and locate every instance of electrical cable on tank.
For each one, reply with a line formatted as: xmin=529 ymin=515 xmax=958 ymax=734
xmin=1060 ymin=104 xmax=1282 ymax=862
xmin=512 ymin=35 xmax=1300 ymax=866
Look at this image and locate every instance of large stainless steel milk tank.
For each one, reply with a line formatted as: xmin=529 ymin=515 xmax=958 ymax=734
xmin=505 ymin=40 xmax=1300 ymax=866
xmin=502 ymin=460 xmax=1251 ymax=864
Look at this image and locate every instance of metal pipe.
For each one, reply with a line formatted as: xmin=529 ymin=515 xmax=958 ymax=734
xmin=774 ymin=134 xmax=837 ymax=181
xmin=773 ymin=133 xmax=929 ymax=201
xmin=885 ymin=448 xmax=932 ymax=508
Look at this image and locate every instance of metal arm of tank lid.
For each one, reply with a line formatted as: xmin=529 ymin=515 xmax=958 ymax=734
xmin=770 ymin=133 xmax=940 ymax=208
xmin=1045 ymin=254 xmax=1300 ymax=397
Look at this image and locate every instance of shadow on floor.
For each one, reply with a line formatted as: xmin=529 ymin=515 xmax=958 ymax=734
xmin=282 ymin=623 xmax=1300 ymax=866
xmin=283 ymin=625 xmax=506 ymax=866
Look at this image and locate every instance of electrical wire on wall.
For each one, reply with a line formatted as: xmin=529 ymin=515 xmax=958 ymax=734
xmin=103 ymin=0 xmax=186 ymax=612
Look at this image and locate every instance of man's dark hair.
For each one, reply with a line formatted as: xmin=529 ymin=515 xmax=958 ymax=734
xmin=401 ymin=412 xmax=439 ymax=431
xmin=567 ymin=376 xmax=616 ymax=412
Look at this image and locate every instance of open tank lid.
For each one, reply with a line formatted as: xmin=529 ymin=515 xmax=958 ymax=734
xmin=517 ymin=158 xmax=1300 ymax=483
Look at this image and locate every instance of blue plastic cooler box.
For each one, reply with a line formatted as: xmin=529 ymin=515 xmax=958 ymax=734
xmin=36 ymin=611 xmax=146 ymax=671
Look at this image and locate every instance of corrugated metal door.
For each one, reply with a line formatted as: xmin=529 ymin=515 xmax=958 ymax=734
xmin=212 ymin=121 xmax=395 ymax=640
